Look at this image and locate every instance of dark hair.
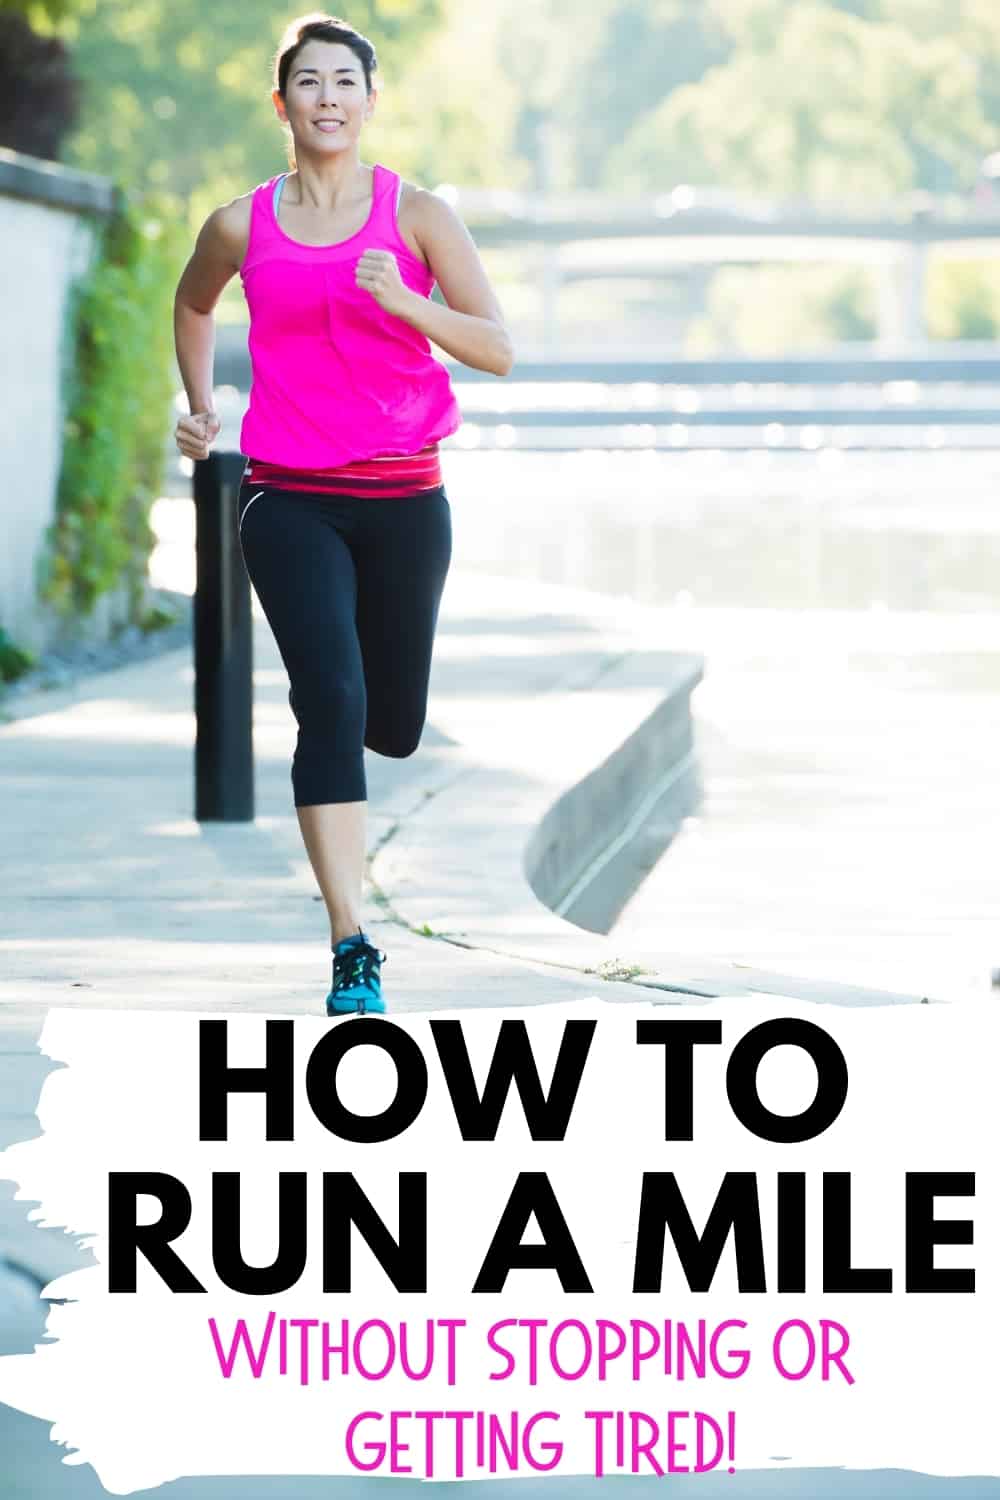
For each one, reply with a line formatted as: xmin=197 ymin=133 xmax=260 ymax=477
xmin=273 ymin=12 xmax=377 ymax=98
xmin=272 ymin=13 xmax=377 ymax=168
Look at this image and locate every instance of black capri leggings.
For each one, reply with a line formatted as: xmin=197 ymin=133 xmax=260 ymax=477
xmin=237 ymin=479 xmax=452 ymax=806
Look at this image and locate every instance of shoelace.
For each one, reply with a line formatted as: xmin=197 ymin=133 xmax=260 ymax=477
xmin=332 ymin=940 xmax=387 ymax=995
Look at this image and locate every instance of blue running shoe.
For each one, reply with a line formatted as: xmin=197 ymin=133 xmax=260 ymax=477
xmin=326 ymin=928 xmax=387 ymax=1016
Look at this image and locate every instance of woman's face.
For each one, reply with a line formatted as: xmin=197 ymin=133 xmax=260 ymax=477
xmin=273 ymin=39 xmax=376 ymax=156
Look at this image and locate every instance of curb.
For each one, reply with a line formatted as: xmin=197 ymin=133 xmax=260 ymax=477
xmin=527 ymin=653 xmax=703 ymax=920
xmin=373 ymin=575 xmax=931 ymax=1010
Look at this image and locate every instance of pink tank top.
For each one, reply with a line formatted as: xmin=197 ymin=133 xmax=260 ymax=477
xmin=239 ymin=163 xmax=462 ymax=469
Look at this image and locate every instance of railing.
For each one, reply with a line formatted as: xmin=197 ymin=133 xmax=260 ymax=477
xmin=199 ymin=343 xmax=1000 ymax=456
xmin=211 ymin=337 xmax=1000 ymax=390
xmin=450 ymin=356 xmax=1000 ymax=384
xmin=447 ymin=356 xmax=1000 ymax=449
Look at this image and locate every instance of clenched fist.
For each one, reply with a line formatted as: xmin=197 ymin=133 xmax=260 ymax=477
xmin=175 ymin=410 xmax=222 ymax=461
xmin=355 ymin=250 xmax=414 ymax=319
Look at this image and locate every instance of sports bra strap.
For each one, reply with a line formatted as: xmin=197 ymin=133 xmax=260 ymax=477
xmin=271 ymin=168 xmax=401 ymax=224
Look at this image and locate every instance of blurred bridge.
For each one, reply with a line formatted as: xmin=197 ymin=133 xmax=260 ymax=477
xmin=453 ymin=185 xmax=1000 ymax=246
xmin=446 ymin=186 xmax=1000 ymax=348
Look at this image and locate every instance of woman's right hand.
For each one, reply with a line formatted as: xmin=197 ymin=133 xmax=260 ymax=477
xmin=175 ymin=410 xmax=222 ymax=461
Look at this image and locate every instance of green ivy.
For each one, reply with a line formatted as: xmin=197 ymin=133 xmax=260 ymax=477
xmin=0 ymin=627 xmax=36 ymax=684
xmin=38 ymin=188 xmax=186 ymax=622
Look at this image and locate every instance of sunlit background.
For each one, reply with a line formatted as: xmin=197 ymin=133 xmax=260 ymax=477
xmin=6 ymin=0 xmax=1000 ymax=998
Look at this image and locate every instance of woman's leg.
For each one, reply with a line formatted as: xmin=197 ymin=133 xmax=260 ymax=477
xmin=296 ymin=802 xmax=365 ymax=946
xmin=353 ymin=487 xmax=453 ymax=756
xmin=237 ymin=484 xmax=368 ymax=946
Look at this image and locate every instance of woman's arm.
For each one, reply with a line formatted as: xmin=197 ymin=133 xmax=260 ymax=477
xmin=356 ymin=191 xmax=514 ymax=376
xmin=173 ymin=200 xmax=248 ymax=458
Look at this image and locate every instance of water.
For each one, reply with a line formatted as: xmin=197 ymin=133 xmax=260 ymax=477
xmin=436 ymin=449 xmax=1000 ymax=1003
xmin=440 ymin=447 xmax=1000 ymax=612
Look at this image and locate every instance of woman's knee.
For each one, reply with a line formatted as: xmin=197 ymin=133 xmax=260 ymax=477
xmin=292 ymin=747 xmax=366 ymax=806
xmin=292 ymin=672 xmax=366 ymax=739
xmin=364 ymin=719 xmax=423 ymax=758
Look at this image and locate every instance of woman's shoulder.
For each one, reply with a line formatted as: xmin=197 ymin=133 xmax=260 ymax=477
xmin=210 ymin=182 xmax=272 ymax=271
xmin=394 ymin=175 xmax=467 ymax=227
xmin=395 ymin=177 xmax=469 ymax=258
xmin=223 ymin=177 xmax=277 ymax=230
xmin=392 ymin=175 xmax=439 ymax=270
xmin=395 ymin=173 xmax=437 ymax=214
xmin=395 ymin=177 xmax=468 ymax=234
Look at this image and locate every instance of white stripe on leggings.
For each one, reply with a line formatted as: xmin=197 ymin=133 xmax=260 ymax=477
xmin=238 ymin=491 xmax=265 ymax=531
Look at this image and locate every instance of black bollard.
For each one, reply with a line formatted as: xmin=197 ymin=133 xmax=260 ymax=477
xmin=193 ymin=451 xmax=254 ymax=820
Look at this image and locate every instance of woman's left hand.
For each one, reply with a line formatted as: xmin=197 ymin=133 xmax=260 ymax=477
xmin=355 ymin=250 xmax=414 ymax=318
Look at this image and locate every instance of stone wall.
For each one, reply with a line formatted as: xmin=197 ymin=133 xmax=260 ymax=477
xmin=0 ymin=148 xmax=120 ymax=656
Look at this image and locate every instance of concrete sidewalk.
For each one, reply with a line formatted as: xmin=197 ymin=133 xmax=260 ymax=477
xmin=1 ymin=565 xmax=933 ymax=1280
xmin=1 ymin=564 xmax=964 ymax=1499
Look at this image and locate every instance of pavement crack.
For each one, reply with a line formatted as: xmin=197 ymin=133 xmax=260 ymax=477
xmin=365 ymin=765 xmax=478 ymax=938
xmin=402 ymin=932 xmax=710 ymax=999
xmin=362 ymin=761 xmax=710 ymax=997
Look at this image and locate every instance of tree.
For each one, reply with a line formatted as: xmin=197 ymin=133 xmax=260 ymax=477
xmin=46 ymin=0 xmax=449 ymax=228
xmin=606 ymin=1 xmax=991 ymax=199
xmin=0 ymin=0 xmax=82 ymax=21
xmin=487 ymin=0 xmax=729 ymax=191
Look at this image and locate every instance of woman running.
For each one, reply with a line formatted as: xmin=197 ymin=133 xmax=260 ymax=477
xmin=173 ymin=12 xmax=513 ymax=1016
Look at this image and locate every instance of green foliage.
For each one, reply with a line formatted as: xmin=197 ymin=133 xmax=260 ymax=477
xmin=39 ymin=190 xmax=186 ymax=621
xmin=37 ymin=0 xmax=1000 ymax=246
xmin=0 ymin=627 xmax=36 ymax=684
xmin=363 ymin=0 xmax=526 ymax=190
xmin=1 ymin=0 xmax=81 ymax=22
xmin=689 ymin=264 xmax=877 ymax=353
xmin=608 ymin=1 xmax=991 ymax=199
xmin=52 ymin=0 xmax=447 ymax=230
xmin=927 ymin=258 xmax=1000 ymax=340
xmin=32 ymin=0 xmax=1000 ymax=215
xmin=559 ymin=0 xmax=731 ymax=190
xmin=593 ymin=956 xmax=652 ymax=981
xmin=139 ymin=603 xmax=180 ymax=633
xmin=669 ymin=253 xmax=1000 ymax=353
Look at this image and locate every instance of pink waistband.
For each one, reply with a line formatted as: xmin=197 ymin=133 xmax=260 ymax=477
xmin=243 ymin=444 xmax=442 ymax=498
